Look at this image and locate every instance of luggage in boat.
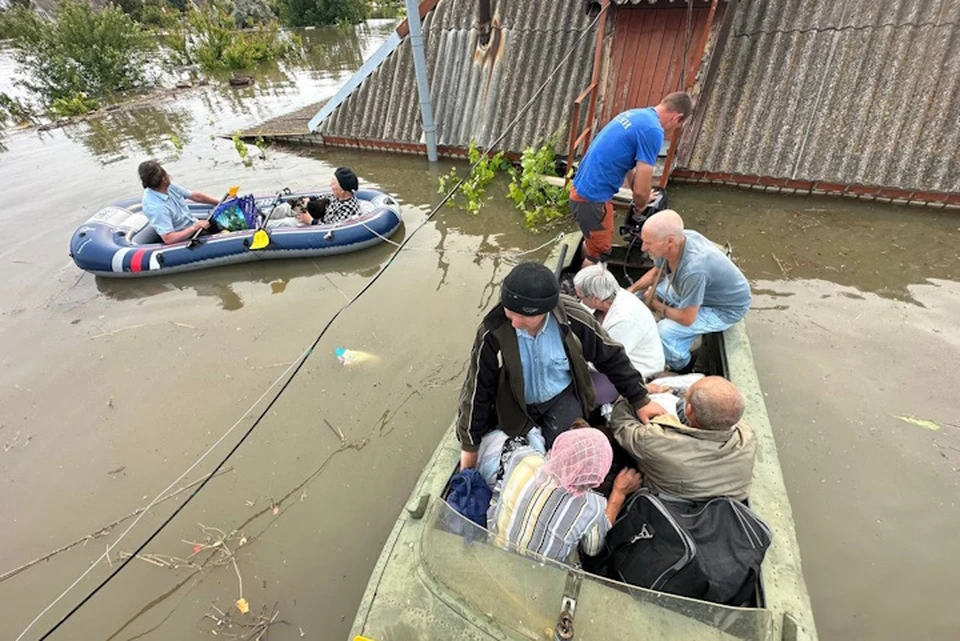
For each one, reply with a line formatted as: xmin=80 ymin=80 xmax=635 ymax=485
xmin=619 ymin=186 xmax=668 ymax=240
xmin=211 ymin=194 xmax=260 ymax=231
xmin=445 ymin=469 xmax=492 ymax=528
xmin=582 ymin=489 xmax=772 ymax=606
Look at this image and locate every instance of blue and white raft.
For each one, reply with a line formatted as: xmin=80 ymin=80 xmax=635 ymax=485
xmin=69 ymin=189 xmax=402 ymax=278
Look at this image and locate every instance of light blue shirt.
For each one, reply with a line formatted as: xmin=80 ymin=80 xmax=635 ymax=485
xmin=655 ymin=230 xmax=752 ymax=319
xmin=516 ymin=314 xmax=572 ymax=405
xmin=142 ymin=183 xmax=196 ymax=235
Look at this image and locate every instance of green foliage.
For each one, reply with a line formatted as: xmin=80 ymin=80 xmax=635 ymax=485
xmin=368 ymin=1 xmax=404 ymax=19
xmin=280 ymin=0 xmax=366 ymax=27
xmin=3 ymin=0 xmax=153 ymax=106
xmin=253 ymin=135 xmax=269 ymax=157
xmin=232 ymin=131 xmax=253 ymax=165
xmin=507 ymin=139 xmax=569 ymax=229
xmin=50 ymin=92 xmax=100 ymax=117
xmin=138 ymin=3 xmax=182 ymax=30
xmin=0 ymin=92 xmax=35 ymax=126
xmin=438 ymin=142 xmax=509 ymax=215
xmin=180 ymin=0 xmax=300 ymax=70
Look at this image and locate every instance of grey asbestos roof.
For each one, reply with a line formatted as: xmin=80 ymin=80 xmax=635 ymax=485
xmin=320 ymin=0 xmax=600 ymax=153
xmin=686 ymin=0 xmax=960 ymax=193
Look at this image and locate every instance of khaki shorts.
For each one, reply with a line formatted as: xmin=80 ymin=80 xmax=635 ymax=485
xmin=569 ymin=184 xmax=614 ymax=262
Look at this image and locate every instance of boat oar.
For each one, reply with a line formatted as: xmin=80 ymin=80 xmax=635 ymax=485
xmin=188 ymin=185 xmax=239 ymax=248
xmin=250 ymin=191 xmax=285 ymax=250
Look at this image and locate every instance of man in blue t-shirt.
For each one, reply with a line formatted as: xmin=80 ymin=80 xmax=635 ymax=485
xmin=570 ymin=92 xmax=692 ymax=266
xmin=627 ymin=209 xmax=752 ymax=372
xmin=138 ymin=160 xmax=221 ymax=244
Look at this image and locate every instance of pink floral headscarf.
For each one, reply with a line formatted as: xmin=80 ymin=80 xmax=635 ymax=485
xmin=542 ymin=428 xmax=613 ymax=498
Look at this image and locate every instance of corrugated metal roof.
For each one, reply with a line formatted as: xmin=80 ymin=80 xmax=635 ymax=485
xmin=320 ymin=0 xmax=601 ymax=153
xmin=686 ymin=0 xmax=960 ymax=193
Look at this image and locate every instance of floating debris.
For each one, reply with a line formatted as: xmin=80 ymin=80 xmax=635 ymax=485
xmin=894 ymin=415 xmax=940 ymax=431
xmin=335 ymin=348 xmax=380 ymax=367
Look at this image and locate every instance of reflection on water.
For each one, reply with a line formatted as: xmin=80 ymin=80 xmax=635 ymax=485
xmin=0 ymin=21 xmax=399 ymax=164
xmin=300 ymin=25 xmax=368 ymax=72
xmin=63 ymin=103 xmax=194 ymax=165
xmin=671 ymin=184 xmax=960 ymax=302
xmin=94 ymin=240 xmax=395 ymax=309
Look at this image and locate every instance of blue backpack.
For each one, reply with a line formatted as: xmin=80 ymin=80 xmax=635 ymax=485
xmin=446 ymin=469 xmax=492 ymax=527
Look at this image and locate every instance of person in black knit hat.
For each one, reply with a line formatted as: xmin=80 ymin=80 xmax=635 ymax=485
xmin=456 ymin=262 xmax=666 ymax=471
xmin=267 ymin=166 xmax=363 ymax=228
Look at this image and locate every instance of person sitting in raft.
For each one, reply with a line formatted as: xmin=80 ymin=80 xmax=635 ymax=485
xmin=488 ymin=427 xmax=641 ymax=563
xmin=608 ymin=376 xmax=757 ymax=501
xmin=626 ymin=210 xmax=752 ymax=373
xmin=573 ymin=264 xmax=666 ymax=405
xmin=268 ymin=167 xmax=364 ymax=228
xmin=456 ymin=262 xmax=666 ymax=471
xmin=138 ymin=160 xmax=222 ymax=244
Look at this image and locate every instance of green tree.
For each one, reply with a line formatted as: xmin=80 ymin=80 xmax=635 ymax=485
xmin=174 ymin=0 xmax=299 ymax=70
xmin=280 ymin=0 xmax=367 ymax=27
xmin=4 ymin=0 xmax=153 ymax=106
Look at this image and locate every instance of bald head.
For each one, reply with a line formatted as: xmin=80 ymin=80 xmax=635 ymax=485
xmin=644 ymin=209 xmax=685 ymax=241
xmin=686 ymin=376 xmax=745 ymax=431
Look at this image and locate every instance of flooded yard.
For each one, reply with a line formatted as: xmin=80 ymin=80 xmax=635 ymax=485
xmin=1 ymin=21 xmax=959 ymax=641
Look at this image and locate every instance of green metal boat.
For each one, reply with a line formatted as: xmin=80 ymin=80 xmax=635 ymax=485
xmin=349 ymin=233 xmax=818 ymax=641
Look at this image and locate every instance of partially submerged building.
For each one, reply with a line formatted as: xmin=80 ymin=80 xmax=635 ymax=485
xmin=259 ymin=0 xmax=960 ymax=207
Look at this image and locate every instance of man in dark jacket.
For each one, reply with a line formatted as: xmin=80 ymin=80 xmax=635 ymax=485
xmin=457 ymin=262 xmax=665 ymax=470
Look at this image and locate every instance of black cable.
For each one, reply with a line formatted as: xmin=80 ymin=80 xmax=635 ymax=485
xmin=31 ymin=9 xmax=604 ymax=641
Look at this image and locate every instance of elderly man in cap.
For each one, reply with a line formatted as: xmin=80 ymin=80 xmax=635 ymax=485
xmin=268 ymin=166 xmax=363 ymax=227
xmin=457 ymin=262 xmax=665 ymax=471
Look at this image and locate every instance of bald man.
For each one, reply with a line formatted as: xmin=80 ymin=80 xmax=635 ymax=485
xmin=627 ymin=210 xmax=751 ymax=372
xmin=608 ymin=376 xmax=756 ymax=501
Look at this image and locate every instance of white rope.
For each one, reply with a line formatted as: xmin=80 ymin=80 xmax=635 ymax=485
xmin=358 ymin=219 xmax=564 ymax=261
xmin=14 ymin=350 xmax=310 ymax=641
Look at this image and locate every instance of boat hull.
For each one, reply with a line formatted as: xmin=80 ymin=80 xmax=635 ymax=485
xmin=348 ymin=233 xmax=819 ymax=641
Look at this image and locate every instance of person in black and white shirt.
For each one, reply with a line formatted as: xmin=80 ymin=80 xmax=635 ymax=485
xmin=268 ymin=167 xmax=363 ymax=228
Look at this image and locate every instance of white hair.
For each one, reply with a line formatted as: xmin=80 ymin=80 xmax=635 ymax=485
xmin=573 ymin=264 xmax=619 ymax=301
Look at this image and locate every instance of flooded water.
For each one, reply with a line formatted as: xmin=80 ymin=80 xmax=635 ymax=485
xmin=2 ymin=21 xmax=959 ymax=641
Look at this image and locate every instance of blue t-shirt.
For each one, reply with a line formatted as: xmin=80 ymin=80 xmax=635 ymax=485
xmin=516 ymin=314 xmax=572 ymax=405
xmin=142 ymin=183 xmax=196 ymax=235
xmin=656 ymin=230 xmax=752 ymax=319
xmin=572 ymin=108 xmax=664 ymax=203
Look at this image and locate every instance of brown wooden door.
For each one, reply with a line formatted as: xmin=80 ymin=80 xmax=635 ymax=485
xmin=601 ymin=4 xmax=721 ymax=125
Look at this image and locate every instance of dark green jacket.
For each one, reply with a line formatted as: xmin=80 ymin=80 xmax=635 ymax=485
xmin=456 ymin=294 xmax=650 ymax=451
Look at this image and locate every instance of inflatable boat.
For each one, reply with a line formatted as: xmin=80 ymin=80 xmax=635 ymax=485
xmin=69 ymin=189 xmax=402 ymax=278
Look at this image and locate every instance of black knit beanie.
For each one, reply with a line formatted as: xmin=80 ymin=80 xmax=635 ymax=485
xmin=501 ymin=262 xmax=559 ymax=316
xmin=334 ymin=167 xmax=359 ymax=192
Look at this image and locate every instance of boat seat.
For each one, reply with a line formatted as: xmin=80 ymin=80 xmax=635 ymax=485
xmin=130 ymin=223 xmax=164 ymax=245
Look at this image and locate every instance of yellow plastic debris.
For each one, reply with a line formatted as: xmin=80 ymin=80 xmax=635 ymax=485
xmin=235 ymin=597 xmax=250 ymax=614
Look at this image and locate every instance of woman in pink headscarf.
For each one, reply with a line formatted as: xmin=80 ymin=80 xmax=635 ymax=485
xmin=487 ymin=427 xmax=641 ymax=563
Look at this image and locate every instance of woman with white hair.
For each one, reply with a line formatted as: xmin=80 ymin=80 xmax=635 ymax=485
xmin=574 ymin=264 xmax=665 ymax=403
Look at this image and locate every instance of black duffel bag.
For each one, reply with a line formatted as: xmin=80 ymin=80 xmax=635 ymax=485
xmin=583 ymin=489 xmax=772 ymax=606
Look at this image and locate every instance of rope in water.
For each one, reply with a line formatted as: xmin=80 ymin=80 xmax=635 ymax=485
xmin=19 ymin=10 xmax=602 ymax=641
xmin=358 ymin=218 xmax=565 ymax=260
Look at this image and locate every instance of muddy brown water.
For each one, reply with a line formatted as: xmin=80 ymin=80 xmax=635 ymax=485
xmin=2 ymin=23 xmax=959 ymax=641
